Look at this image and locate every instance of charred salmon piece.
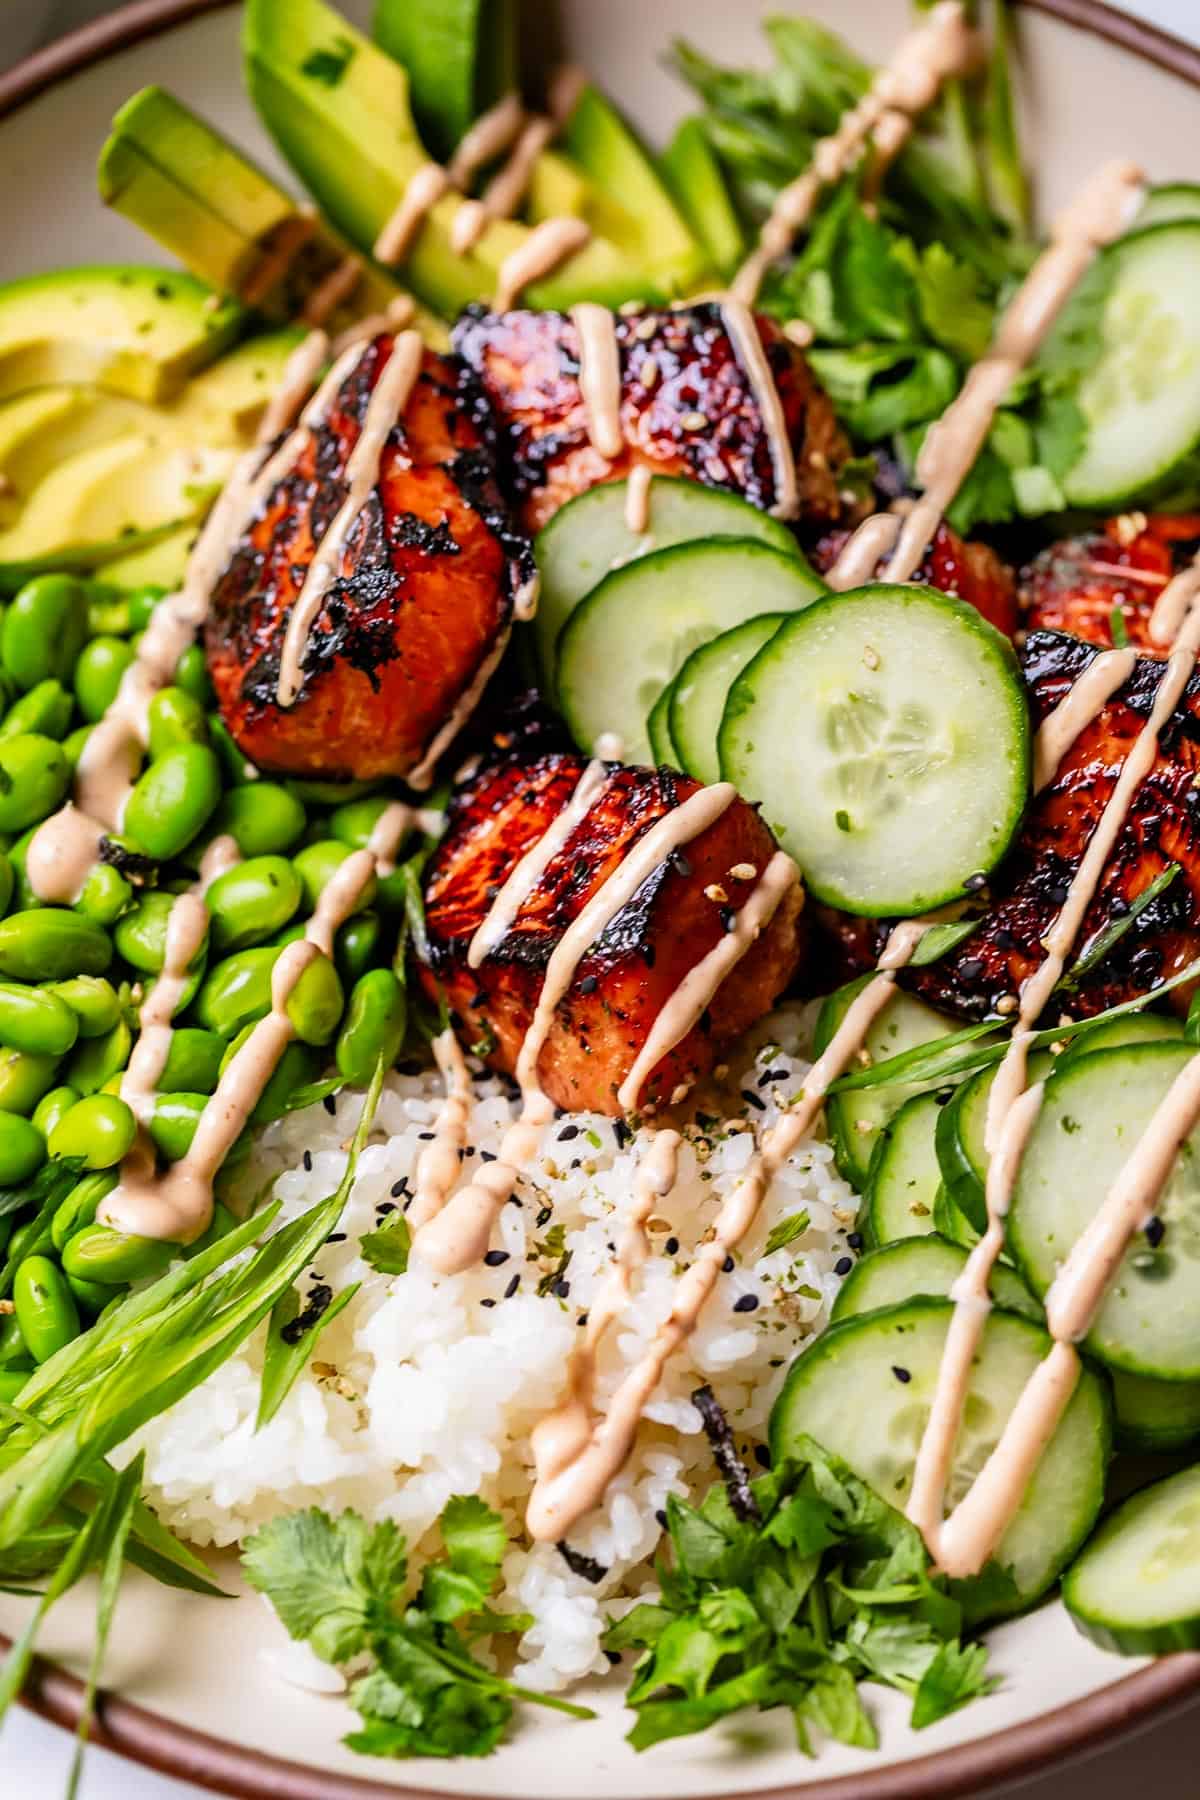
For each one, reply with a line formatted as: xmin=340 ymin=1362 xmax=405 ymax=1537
xmin=1020 ymin=513 xmax=1200 ymax=649
xmin=421 ymin=754 xmax=804 ymax=1115
xmin=451 ymin=301 xmax=854 ymax=534
xmin=205 ymin=332 xmax=533 ymax=783
xmin=812 ymin=519 xmax=1019 ymax=638
xmin=897 ymin=629 xmax=1200 ymax=1023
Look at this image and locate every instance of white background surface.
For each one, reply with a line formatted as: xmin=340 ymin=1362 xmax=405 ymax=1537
xmin=2 ymin=0 xmax=1200 ymax=1792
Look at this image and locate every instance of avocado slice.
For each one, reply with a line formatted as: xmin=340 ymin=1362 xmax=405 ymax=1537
xmin=0 ymin=267 xmax=243 ymax=406
xmin=659 ymin=118 xmax=747 ymax=281
xmin=526 ymin=150 xmax=590 ymax=225
xmin=372 ymin=0 xmax=518 ymax=163
xmin=96 ymin=524 xmax=195 ymax=593
xmin=243 ymin=0 xmax=706 ymax=313
xmin=99 ymin=87 xmax=446 ymax=346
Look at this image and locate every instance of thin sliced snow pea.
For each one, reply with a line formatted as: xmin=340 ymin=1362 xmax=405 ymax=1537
xmin=206 ymin=856 xmax=303 ymax=952
xmin=0 ymin=909 xmax=112 ymax=980
xmin=0 ymin=1048 xmax=59 ymax=1116
xmin=49 ymin=1092 xmax=136 ymax=1168
xmin=123 ymin=742 xmax=222 ymax=860
xmin=13 ymin=1254 xmax=80 ymax=1362
xmin=2 ymin=574 xmax=90 ymax=690
xmin=50 ymin=1169 xmax=119 ymax=1251
xmin=147 ymin=685 xmax=209 ymax=756
xmin=62 ymin=1222 xmax=174 ymax=1285
xmin=48 ymin=975 xmax=121 ymax=1038
xmin=74 ymin=635 xmax=136 ymax=722
xmin=0 ymin=733 xmax=70 ymax=833
xmin=66 ymin=1016 xmax=132 ymax=1095
xmin=336 ymin=968 xmax=406 ymax=1086
xmin=0 ymin=982 xmax=78 ymax=1056
xmin=294 ymin=839 xmax=377 ymax=914
xmin=209 ymin=783 xmax=306 ymax=857
xmin=0 ymin=680 xmax=73 ymax=742
xmin=0 ymin=1109 xmax=46 ymax=1180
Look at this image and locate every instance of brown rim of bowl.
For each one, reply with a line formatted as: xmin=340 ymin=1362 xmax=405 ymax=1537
xmin=2 ymin=0 xmax=1200 ymax=1794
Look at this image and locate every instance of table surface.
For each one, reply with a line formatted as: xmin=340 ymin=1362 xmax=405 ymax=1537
xmin=4 ymin=0 xmax=1200 ymax=1792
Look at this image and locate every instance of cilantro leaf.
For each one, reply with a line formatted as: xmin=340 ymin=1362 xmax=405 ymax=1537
xmin=911 ymin=1638 xmax=998 ymax=1728
xmin=242 ymin=1508 xmax=404 ymax=1662
xmin=360 ymin=1214 xmax=411 ymax=1275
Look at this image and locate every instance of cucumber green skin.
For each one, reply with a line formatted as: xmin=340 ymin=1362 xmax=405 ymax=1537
xmin=646 ymin=683 xmax=680 ymax=769
xmin=719 ymin=584 xmax=1032 ymax=917
xmin=770 ymin=1296 xmax=1111 ymax=1622
xmin=860 ymin=1090 xmax=940 ymax=1248
xmin=1110 ymin=1366 xmax=1200 ymax=1454
xmin=933 ymin=1080 xmax=986 ymax=1231
xmin=1139 ymin=184 xmax=1200 ymax=228
xmin=532 ymin=477 xmax=799 ymax=701
xmin=670 ymin=612 xmax=785 ymax=788
xmin=830 ymin=1234 xmax=1042 ymax=1325
xmin=1055 ymin=1010 xmax=1182 ymax=1068
xmin=932 ymin=1182 xmax=981 ymax=1250
xmin=1064 ymin=1465 xmax=1200 ymax=1655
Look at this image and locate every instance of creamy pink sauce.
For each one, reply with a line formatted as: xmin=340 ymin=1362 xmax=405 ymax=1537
xmin=494 ymin=217 xmax=592 ymax=312
xmin=302 ymin=255 xmax=364 ymax=329
xmin=1032 ymin=646 xmax=1137 ymax=791
xmin=731 ymin=1 xmax=975 ymax=306
xmin=720 ymin=299 xmax=799 ymax=521
xmin=571 ymin=304 xmax=624 ymax=461
xmin=624 ymin=465 xmax=653 ymax=535
xmin=825 ymin=513 xmax=903 ymax=591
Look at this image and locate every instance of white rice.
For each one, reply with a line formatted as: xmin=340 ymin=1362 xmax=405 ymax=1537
xmin=121 ymin=1003 xmax=861 ymax=1691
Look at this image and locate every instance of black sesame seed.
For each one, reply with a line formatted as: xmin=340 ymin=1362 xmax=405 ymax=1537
xmin=390 ymin=1179 xmax=408 ymax=1198
xmin=537 ymin=1205 xmax=553 ymax=1228
xmin=1145 ymin=1215 xmax=1166 ymax=1248
xmin=665 ymin=1236 xmax=679 ymax=1255
xmin=323 ymin=1095 xmax=337 ymax=1116
xmin=719 ymin=906 xmax=736 ymax=933
xmin=553 ymin=1278 xmax=571 ymax=1298
xmin=847 ymin=1231 xmax=863 ymax=1250
xmin=753 ymin=1444 xmax=772 ymax=1469
xmin=722 ymin=1254 xmax=734 ymax=1273
xmin=578 ymin=975 xmax=598 ymax=995
xmin=892 ymin=1365 xmax=912 ymax=1384
xmin=377 ymin=1201 xmax=396 ymax=1216
xmin=655 ymin=1508 xmax=668 ymax=1528
xmin=302 ymin=1150 xmax=313 ymax=1172
xmin=604 ymin=1649 xmax=622 ymax=1666
xmin=964 ymin=872 xmax=987 ymax=892
xmin=504 ymin=1274 xmax=520 ymax=1299
xmin=480 ymin=1149 xmax=496 ymax=1162
xmin=325 ymin=1232 xmax=347 ymax=1243
xmin=484 ymin=1249 xmax=510 ymax=1267
xmin=480 ymin=1297 xmax=497 ymax=1309
xmin=732 ymin=1293 xmax=759 ymax=1313
xmin=741 ymin=1088 xmax=766 ymax=1112
xmin=671 ymin=849 xmax=692 ymax=877
xmin=613 ymin=1120 xmax=632 ymax=1149
xmin=834 ymin=1256 xmax=853 ymax=1276
xmin=959 ymin=958 xmax=984 ymax=981
xmin=558 ymin=1124 xmax=580 ymax=1141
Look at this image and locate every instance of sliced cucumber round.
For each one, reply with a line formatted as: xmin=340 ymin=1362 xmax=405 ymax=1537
xmin=1055 ymin=1009 xmax=1182 ymax=1068
xmin=1111 ymin=1366 xmax=1200 ymax=1455
xmin=719 ymin=584 xmax=1031 ymax=916
xmin=557 ymin=537 xmax=826 ymax=765
xmin=532 ymin=476 xmax=800 ymax=699
xmin=933 ymin=1181 xmax=981 ymax=1250
xmin=669 ymin=613 xmax=785 ymax=786
xmin=646 ymin=681 xmax=680 ymax=768
xmin=862 ymin=1090 xmax=941 ymax=1247
xmin=1064 ymin=223 xmax=1200 ymax=508
xmin=814 ymin=977 xmax=960 ymax=1189
xmin=1138 ymin=183 xmax=1200 ymax=230
xmin=831 ymin=1234 xmax=1041 ymax=1325
xmin=1009 ymin=1041 xmax=1200 ymax=1380
xmin=1064 ymin=1464 xmax=1200 ymax=1654
xmin=770 ymin=1297 xmax=1110 ymax=1621
xmin=935 ymin=1050 xmax=1054 ymax=1232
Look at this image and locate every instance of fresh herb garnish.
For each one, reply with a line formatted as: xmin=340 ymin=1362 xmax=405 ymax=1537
xmin=360 ymin=1212 xmax=412 ymax=1275
xmin=243 ymin=1497 xmax=593 ymax=1759
xmin=908 ymin=918 xmax=981 ymax=967
xmin=1060 ymin=862 xmax=1180 ymax=990
xmin=763 ymin=1210 xmax=812 ymax=1257
xmin=611 ymin=1434 xmax=996 ymax=1751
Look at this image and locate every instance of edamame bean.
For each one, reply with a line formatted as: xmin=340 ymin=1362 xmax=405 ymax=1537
xmin=329 ymin=795 xmax=395 ymax=850
xmin=0 ymin=1370 xmax=28 ymax=1402
xmin=87 ymin=596 xmax=131 ymax=637
xmin=0 ymin=852 xmax=14 ymax=924
xmin=335 ymin=910 xmax=382 ymax=985
xmin=5 ymin=1211 xmax=52 ymax=1266
xmin=48 ymin=976 xmax=120 ymax=1038
xmin=114 ymin=891 xmax=208 ymax=977
xmin=0 ymin=1314 xmax=30 ymax=1369
xmin=32 ymin=1085 xmax=79 ymax=1139
xmin=192 ymin=945 xmax=276 ymax=1038
xmin=66 ymin=1016 xmax=132 ymax=1096
xmin=294 ymin=840 xmax=376 ymax=915
xmin=159 ymin=1027 xmax=224 ymax=1095
xmin=0 ymin=734 xmax=70 ymax=833
xmin=50 ymin=1169 xmax=118 ymax=1251
xmin=207 ymin=714 xmax=254 ymax=787
xmin=174 ymin=643 xmax=214 ymax=707
xmin=73 ymin=862 xmax=133 ymax=928
xmin=0 ymin=982 xmax=77 ymax=1056
xmin=147 ymin=685 xmax=209 ymax=757
xmin=2 ymin=575 xmax=89 ymax=690
xmin=49 ymin=1093 xmax=136 ymax=1169
xmin=147 ymin=1091 xmax=249 ymax=1168
xmin=13 ymin=1255 xmax=80 ymax=1362
xmin=207 ymin=856 xmax=302 ymax=952
xmin=127 ymin=586 xmax=165 ymax=632
xmin=210 ymin=783 xmax=306 ymax=857
xmin=66 ymin=1269 xmax=120 ymax=1314
xmin=336 ymin=968 xmax=407 ymax=1087
xmin=286 ymin=951 xmax=344 ymax=1046
xmin=123 ymin=743 xmax=222 ymax=861
xmin=0 ymin=1109 xmax=46 ymax=1181
xmin=63 ymin=1223 xmax=173 ymax=1285
xmin=289 ymin=777 xmax=377 ymax=805
xmin=0 ymin=1049 xmax=59 ymax=1117
xmin=62 ymin=723 xmax=93 ymax=773
xmin=0 ymin=680 xmax=73 ymax=742
xmin=74 ymin=636 xmax=136 ymax=722
xmin=0 ymin=910 xmax=112 ymax=980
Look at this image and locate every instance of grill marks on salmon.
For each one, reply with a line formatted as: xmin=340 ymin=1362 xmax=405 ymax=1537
xmin=451 ymin=301 xmax=855 ymax=534
xmin=1021 ymin=513 xmax=1200 ymax=649
xmin=205 ymin=332 xmax=534 ymax=783
xmin=421 ymin=752 xmax=804 ymax=1114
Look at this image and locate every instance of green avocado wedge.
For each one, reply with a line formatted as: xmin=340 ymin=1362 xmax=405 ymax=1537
xmin=0 ymin=267 xmax=242 ymax=406
xmin=372 ymin=0 xmax=517 ymax=162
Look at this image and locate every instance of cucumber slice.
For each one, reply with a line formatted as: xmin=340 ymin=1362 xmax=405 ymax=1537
xmin=1064 ymin=1464 xmax=1200 ymax=1654
xmin=771 ymin=1297 xmax=1110 ymax=1620
xmin=935 ymin=1050 xmax=1054 ymax=1231
xmin=557 ymin=538 xmax=826 ymax=765
xmin=719 ymin=584 xmax=1031 ymax=916
xmin=1065 ymin=224 xmax=1200 ymax=508
xmin=861 ymin=1091 xmax=941 ymax=1247
xmin=1138 ymin=183 xmax=1200 ymax=229
xmin=669 ymin=613 xmax=785 ymax=786
xmin=646 ymin=682 xmax=680 ymax=768
xmin=932 ymin=1180 xmax=981 ymax=1250
xmin=532 ymin=477 xmax=800 ymax=700
xmin=830 ymin=1234 xmax=1041 ymax=1325
xmin=1111 ymin=1367 xmax=1200 ymax=1454
xmin=814 ymin=977 xmax=961 ymax=1190
xmin=1055 ymin=1010 xmax=1182 ymax=1068
xmin=373 ymin=0 xmax=516 ymax=162
xmin=1010 ymin=1041 xmax=1200 ymax=1380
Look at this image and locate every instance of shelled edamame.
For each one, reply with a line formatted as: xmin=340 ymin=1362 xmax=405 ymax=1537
xmin=0 ymin=567 xmax=438 ymax=1370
